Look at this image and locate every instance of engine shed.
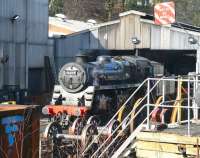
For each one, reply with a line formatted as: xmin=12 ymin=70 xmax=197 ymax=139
xmin=53 ymin=10 xmax=200 ymax=76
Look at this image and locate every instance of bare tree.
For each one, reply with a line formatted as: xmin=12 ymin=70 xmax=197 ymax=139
xmin=174 ymin=0 xmax=200 ymax=26
xmin=49 ymin=0 xmax=200 ymax=26
xmin=49 ymin=0 xmax=64 ymax=16
xmin=63 ymin=0 xmax=107 ymax=22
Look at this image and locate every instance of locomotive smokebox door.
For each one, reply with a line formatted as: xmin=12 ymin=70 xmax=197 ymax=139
xmin=59 ymin=63 xmax=87 ymax=93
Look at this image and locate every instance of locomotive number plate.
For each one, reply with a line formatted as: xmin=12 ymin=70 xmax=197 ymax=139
xmin=65 ymin=70 xmax=78 ymax=75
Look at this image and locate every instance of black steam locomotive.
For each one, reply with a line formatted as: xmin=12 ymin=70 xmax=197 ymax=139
xmin=47 ymin=54 xmax=163 ymax=120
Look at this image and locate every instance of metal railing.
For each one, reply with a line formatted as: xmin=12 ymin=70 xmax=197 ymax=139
xmin=112 ymin=76 xmax=200 ymax=157
xmin=83 ymin=77 xmax=163 ymax=157
xmin=81 ymin=78 xmax=148 ymax=156
xmin=83 ymin=74 xmax=200 ymax=157
xmin=111 ymin=104 xmax=200 ymax=158
xmin=111 ymin=104 xmax=153 ymax=158
xmin=146 ymin=76 xmax=200 ymax=135
xmin=92 ymin=78 xmax=162 ymax=158
xmin=148 ymin=104 xmax=200 ymax=135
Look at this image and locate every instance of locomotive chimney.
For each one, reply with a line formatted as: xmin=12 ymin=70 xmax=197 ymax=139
xmin=75 ymin=54 xmax=89 ymax=64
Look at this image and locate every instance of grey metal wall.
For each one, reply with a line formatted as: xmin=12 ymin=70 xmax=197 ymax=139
xmin=147 ymin=22 xmax=200 ymax=50
xmin=55 ymin=31 xmax=89 ymax=72
xmin=54 ymin=22 xmax=121 ymax=70
xmin=0 ymin=0 xmax=49 ymax=50
xmin=98 ymin=23 xmax=120 ymax=49
xmin=0 ymin=0 xmax=53 ymax=90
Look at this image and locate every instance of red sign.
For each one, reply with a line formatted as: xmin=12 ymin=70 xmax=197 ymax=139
xmin=154 ymin=1 xmax=175 ymax=25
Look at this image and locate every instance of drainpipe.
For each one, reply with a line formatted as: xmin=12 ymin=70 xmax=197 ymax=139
xmin=25 ymin=0 xmax=28 ymax=92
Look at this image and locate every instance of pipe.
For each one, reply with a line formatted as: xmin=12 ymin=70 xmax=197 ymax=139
xmin=25 ymin=0 xmax=28 ymax=90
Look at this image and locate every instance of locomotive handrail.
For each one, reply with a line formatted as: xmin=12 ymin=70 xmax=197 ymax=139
xmin=81 ymin=78 xmax=148 ymax=155
xmin=90 ymin=77 xmax=163 ymax=158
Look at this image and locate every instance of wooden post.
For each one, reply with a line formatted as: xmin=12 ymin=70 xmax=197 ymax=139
xmin=197 ymin=138 xmax=199 ymax=158
xmin=177 ymin=78 xmax=182 ymax=123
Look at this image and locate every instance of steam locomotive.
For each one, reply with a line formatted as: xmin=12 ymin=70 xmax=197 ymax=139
xmin=43 ymin=53 xmax=163 ymax=122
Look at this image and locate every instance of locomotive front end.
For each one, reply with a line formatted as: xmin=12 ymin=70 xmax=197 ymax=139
xmin=59 ymin=62 xmax=87 ymax=93
xmin=51 ymin=61 xmax=95 ymax=109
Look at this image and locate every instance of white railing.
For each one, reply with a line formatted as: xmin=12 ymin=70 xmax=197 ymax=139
xmin=145 ymin=76 xmax=200 ymax=135
xmin=81 ymin=78 xmax=148 ymax=156
xmin=148 ymin=104 xmax=200 ymax=135
xmin=111 ymin=104 xmax=153 ymax=158
xmin=112 ymin=76 xmax=200 ymax=157
xmin=83 ymin=74 xmax=200 ymax=157
xmin=83 ymin=77 xmax=163 ymax=157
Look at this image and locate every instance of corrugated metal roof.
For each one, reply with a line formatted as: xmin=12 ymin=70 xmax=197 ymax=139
xmin=49 ymin=17 xmax=95 ymax=36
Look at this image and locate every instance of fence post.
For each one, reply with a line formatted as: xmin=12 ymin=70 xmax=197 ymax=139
xmin=162 ymin=79 xmax=165 ymax=103
xmin=187 ymin=79 xmax=191 ymax=136
xmin=177 ymin=77 xmax=182 ymax=124
xmin=194 ymin=75 xmax=199 ymax=120
xmin=147 ymin=78 xmax=150 ymax=130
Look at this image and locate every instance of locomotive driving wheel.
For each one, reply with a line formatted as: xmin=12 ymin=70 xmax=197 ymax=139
xmin=95 ymin=119 xmax=122 ymax=158
xmin=81 ymin=124 xmax=98 ymax=157
xmin=108 ymin=119 xmax=120 ymax=137
xmin=86 ymin=116 xmax=100 ymax=126
xmin=70 ymin=118 xmax=86 ymax=135
xmin=106 ymin=119 xmax=123 ymax=156
xmin=43 ymin=122 xmax=63 ymax=158
xmin=44 ymin=121 xmax=63 ymax=139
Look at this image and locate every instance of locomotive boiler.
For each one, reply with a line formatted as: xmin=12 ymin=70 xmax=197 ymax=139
xmin=45 ymin=54 xmax=159 ymax=122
